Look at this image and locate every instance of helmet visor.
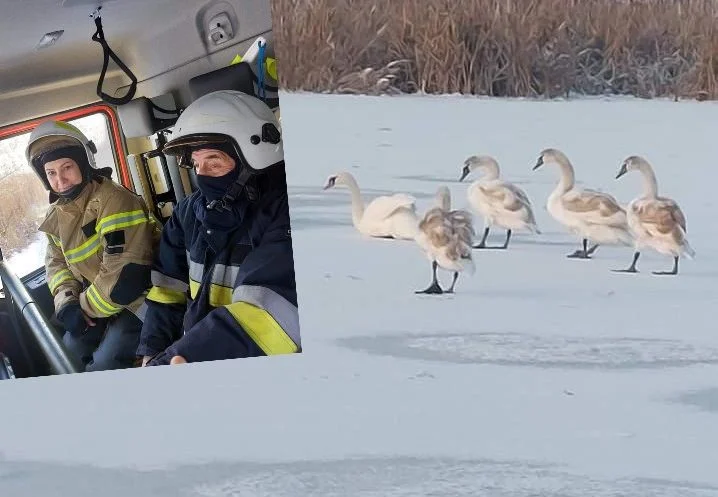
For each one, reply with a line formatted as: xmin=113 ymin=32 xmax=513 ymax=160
xmin=28 ymin=135 xmax=83 ymax=162
xmin=163 ymin=133 xmax=239 ymax=169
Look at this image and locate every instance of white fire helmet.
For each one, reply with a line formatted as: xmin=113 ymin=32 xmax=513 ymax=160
xmin=162 ymin=90 xmax=284 ymax=173
xmin=25 ymin=120 xmax=98 ymax=191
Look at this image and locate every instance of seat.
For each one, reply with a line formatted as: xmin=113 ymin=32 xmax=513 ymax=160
xmin=188 ymin=61 xmax=280 ymax=110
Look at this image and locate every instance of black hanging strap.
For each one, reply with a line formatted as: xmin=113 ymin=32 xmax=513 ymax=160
xmin=90 ymin=7 xmax=138 ymax=106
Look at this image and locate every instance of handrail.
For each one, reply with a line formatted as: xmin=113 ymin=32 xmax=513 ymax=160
xmin=0 ymin=353 xmax=16 ymax=379
xmin=0 ymin=248 xmax=80 ymax=375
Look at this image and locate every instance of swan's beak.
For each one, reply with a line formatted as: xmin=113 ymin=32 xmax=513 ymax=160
xmin=322 ymin=177 xmax=336 ymax=190
xmin=459 ymin=166 xmax=469 ymax=182
xmin=532 ymin=156 xmax=544 ymax=170
xmin=616 ymin=164 xmax=627 ymax=179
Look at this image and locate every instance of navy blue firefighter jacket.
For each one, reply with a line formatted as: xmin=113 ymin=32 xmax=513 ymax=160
xmin=138 ymin=167 xmax=301 ymax=365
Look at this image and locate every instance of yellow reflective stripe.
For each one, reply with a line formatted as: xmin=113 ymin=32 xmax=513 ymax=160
xmin=86 ymin=284 xmax=121 ymax=317
xmin=188 ymin=280 xmax=233 ymax=307
xmin=96 ymin=209 xmax=148 ymax=235
xmin=209 ymin=284 xmax=233 ymax=307
xmin=48 ymin=269 xmax=73 ymax=294
xmin=147 ymin=286 xmax=187 ymax=305
xmin=225 ymin=302 xmax=299 ymax=355
xmin=232 ymin=285 xmax=301 ymax=348
xmin=64 ymin=234 xmax=100 ymax=264
xmin=148 ymin=213 xmax=161 ymax=225
xmin=189 ymin=279 xmax=200 ymax=299
xmin=62 ymin=210 xmax=148 ymax=264
xmin=49 ymin=234 xmax=62 ymax=247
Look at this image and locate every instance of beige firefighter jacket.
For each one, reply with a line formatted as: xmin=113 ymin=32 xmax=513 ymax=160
xmin=37 ymin=176 xmax=162 ymax=321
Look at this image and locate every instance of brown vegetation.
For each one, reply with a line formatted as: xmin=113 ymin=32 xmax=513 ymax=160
xmin=271 ymin=0 xmax=718 ymax=100
xmin=0 ymin=173 xmax=48 ymax=257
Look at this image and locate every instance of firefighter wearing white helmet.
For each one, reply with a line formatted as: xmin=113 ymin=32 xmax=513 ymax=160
xmin=27 ymin=119 xmax=161 ymax=372
xmin=139 ymin=90 xmax=301 ymax=366
xmin=26 ymin=120 xmax=109 ymax=202
xmin=164 ymin=88 xmax=284 ymax=211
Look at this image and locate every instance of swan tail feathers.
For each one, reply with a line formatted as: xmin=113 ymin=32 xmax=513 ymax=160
xmin=682 ymin=239 xmax=696 ymax=260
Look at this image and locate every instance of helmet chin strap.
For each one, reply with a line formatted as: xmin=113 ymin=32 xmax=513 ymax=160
xmin=205 ymin=166 xmax=258 ymax=212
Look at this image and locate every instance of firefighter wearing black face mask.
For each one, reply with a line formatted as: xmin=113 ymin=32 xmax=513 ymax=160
xmin=138 ymin=90 xmax=301 ymax=366
xmin=26 ymin=120 xmax=161 ymax=372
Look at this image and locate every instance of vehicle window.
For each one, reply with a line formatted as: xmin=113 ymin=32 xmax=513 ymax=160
xmin=0 ymin=112 xmax=115 ymax=290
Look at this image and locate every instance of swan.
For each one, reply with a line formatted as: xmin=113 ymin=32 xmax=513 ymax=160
xmin=533 ymin=148 xmax=633 ymax=259
xmin=613 ymin=155 xmax=695 ymax=275
xmin=459 ymin=154 xmax=540 ymax=249
xmin=322 ymin=171 xmax=420 ymax=240
xmin=414 ymin=186 xmax=476 ymax=294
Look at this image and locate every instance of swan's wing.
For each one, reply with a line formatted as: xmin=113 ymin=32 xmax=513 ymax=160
xmin=502 ymin=182 xmax=532 ymax=207
xmin=420 ymin=208 xmax=475 ymax=258
xmin=479 ymin=184 xmax=527 ymax=212
xmin=389 ymin=192 xmax=417 ymax=206
xmin=364 ymin=193 xmax=417 ymax=221
xmin=452 ymin=209 xmax=476 ymax=257
xmin=562 ymin=189 xmax=625 ymax=225
xmin=634 ymin=199 xmax=686 ymax=235
xmin=419 ymin=208 xmax=452 ymax=247
xmin=656 ymin=196 xmax=687 ymax=232
xmin=448 ymin=208 xmax=476 ymax=245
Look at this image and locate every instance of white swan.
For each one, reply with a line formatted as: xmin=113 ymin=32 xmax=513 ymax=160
xmin=459 ymin=154 xmax=540 ymax=249
xmin=414 ymin=186 xmax=476 ymax=294
xmin=533 ymin=148 xmax=633 ymax=259
xmin=613 ymin=155 xmax=695 ymax=275
xmin=322 ymin=171 xmax=420 ymax=240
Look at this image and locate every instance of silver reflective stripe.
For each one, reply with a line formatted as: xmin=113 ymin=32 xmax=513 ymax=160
xmin=151 ymin=270 xmax=188 ymax=292
xmin=212 ymin=263 xmax=240 ymax=287
xmin=187 ymin=258 xmax=241 ymax=288
xmin=232 ymin=285 xmax=301 ymax=348
xmin=131 ymin=300 xmax=148 ymax=323
xmin=188 ymin=259 xmax=204 ymax=282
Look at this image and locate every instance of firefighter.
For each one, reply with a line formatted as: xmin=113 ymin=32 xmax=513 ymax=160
xmin=27 ymin=120 xmax=161 ymax=372
xmin=138 ymin=90 xmax=301 ymax=366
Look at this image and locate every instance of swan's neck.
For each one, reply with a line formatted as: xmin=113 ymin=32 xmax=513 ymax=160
xmin=438 ymin=194 xmax=450 ymax=211
xmin=342 ymin=175 xmax=365 ymax=226
xmin=638 ymin=165 xmax=659 ymax=198
xmin=555 ymin=159 xmax=575 ymax=194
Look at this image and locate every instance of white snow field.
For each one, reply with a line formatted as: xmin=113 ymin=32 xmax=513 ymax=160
xmin=2 ymin=233 xmax=47 ymax=278
xmin=1 ymin=92 xmax=718 ymax=496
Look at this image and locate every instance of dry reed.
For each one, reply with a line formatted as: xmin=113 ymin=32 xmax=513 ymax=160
xmin=0 ymin=173 xmax=48 ymax=256
xmin=271 ymin=0 xmax=718 ymax=100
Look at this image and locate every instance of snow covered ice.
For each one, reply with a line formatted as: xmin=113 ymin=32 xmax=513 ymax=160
xmin=1 ymin=92 xmax=717 ymax=495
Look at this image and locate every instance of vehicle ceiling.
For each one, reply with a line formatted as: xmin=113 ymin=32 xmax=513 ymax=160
xmin=0 ymin=0 xmax=273 ymax=128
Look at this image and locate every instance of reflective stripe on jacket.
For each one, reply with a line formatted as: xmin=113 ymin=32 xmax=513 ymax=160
xmin=138 ymin=173 xmax=301 ymax=361
xmin=38 ymin=176 xmax=161 ymax=321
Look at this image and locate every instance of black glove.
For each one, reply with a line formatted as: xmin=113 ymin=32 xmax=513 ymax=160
xmin=146 ymin=326 xmax=252 ymax=366
xmin=57 ymin=302 xmax=89 ymax=337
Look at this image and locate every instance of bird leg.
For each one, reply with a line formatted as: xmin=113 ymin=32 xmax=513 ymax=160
xmin=445 ymin=271 xmax=459 ymax=294
xmin=473 ymin=227 xmax=512 ymax=250
xmin=415 ymin=260 xmax=443 ymax=294
xmin=567 ymin=238 xmax=596 ymax=259
xmin=472 ymin=227 xmax=490 ymax=249
xmin=652 ymin=256 xmax=679 ymax=276
xmin=501 ymin=229 xmax=512 ymax=249
xmin=613 ymin=251 xmax=640 ymax=273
